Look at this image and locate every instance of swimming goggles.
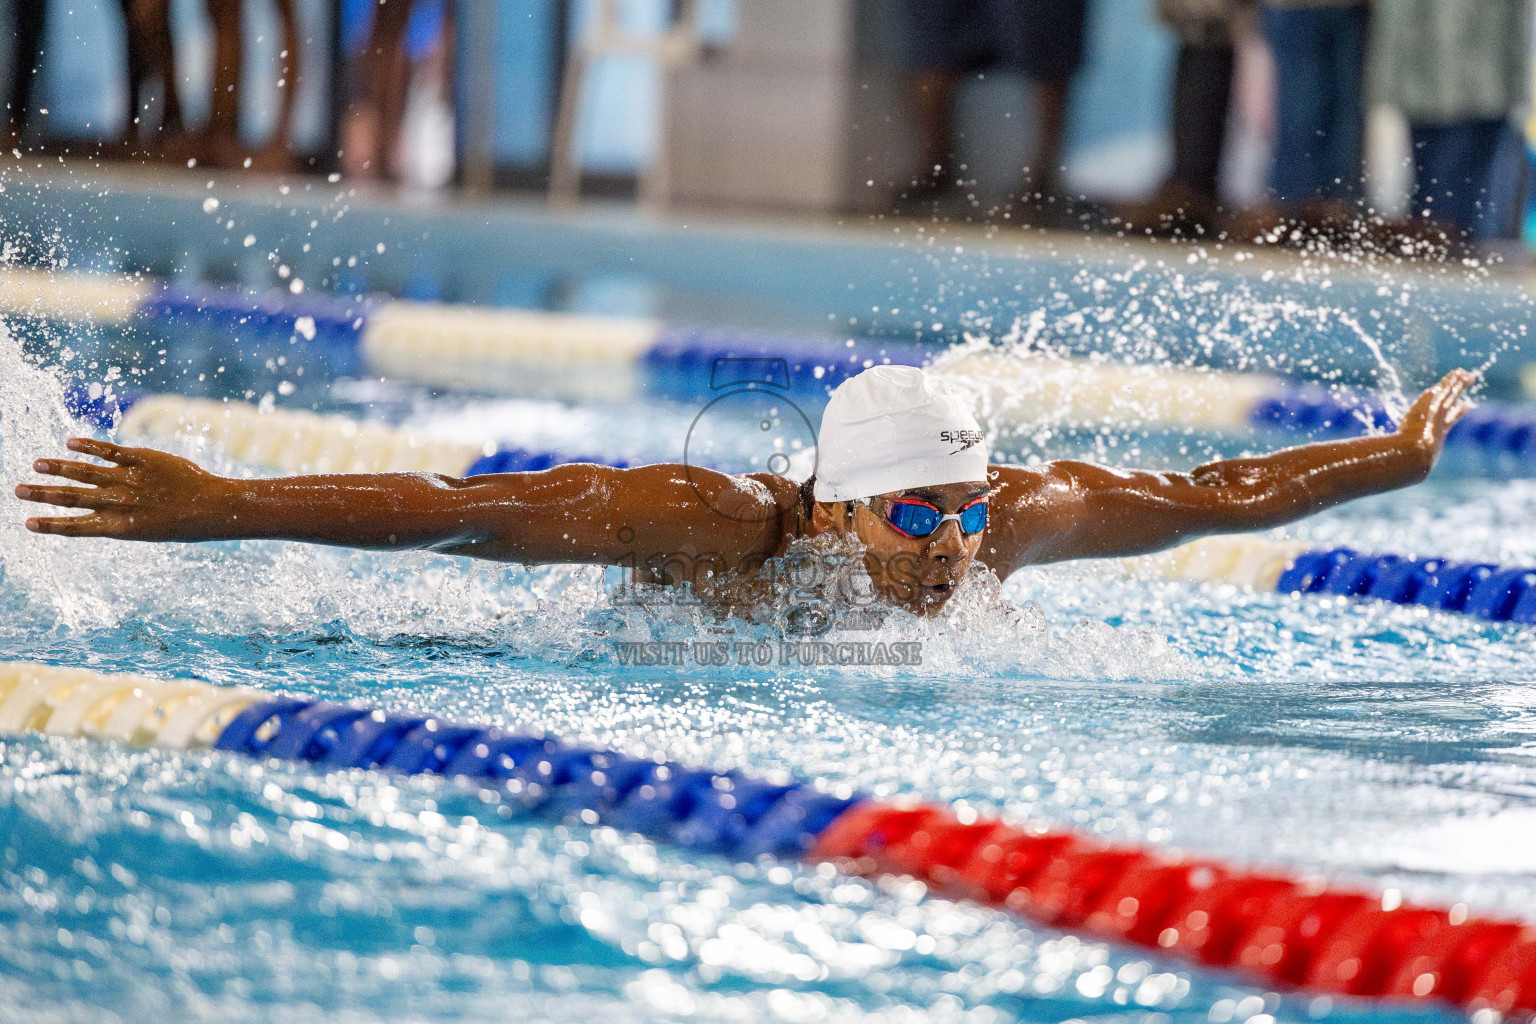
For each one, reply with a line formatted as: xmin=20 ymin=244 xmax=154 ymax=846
xmin=870 ymin=495 xmax=989 ymax=538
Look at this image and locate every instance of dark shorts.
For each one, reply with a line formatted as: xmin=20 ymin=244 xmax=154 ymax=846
xmin=901 ymin=0 xmax=1089 ymax=82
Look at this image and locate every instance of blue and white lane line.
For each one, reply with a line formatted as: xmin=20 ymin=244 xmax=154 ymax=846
xmin=1 ymin=658 xmax=1532 ymax=1015
xmin=70 ymin=391 xmax=625 ymax=478
xmin=0 ymin=266 xmax=920 ymax=401
xmin=0 ymin=661 xmax=855 ymax=859
xmin=935 ymin=348 xmax=1536 ymax=474
xmin=20 ymin=266 xmax=1536 ymax=473
xmin=1135 ymin=536 xmax=1536 ymax=626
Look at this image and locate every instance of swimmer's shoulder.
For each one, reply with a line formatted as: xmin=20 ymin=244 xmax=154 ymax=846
xmin=983 ymin=462 xmax=1086 ymax=575
xmin=740 ymin=472 xmax=812 ymax=549
xmin=737 ymin=472 xmax=809 ymax=517
xmin=987 ymin=462 xmax=1077 ymax=506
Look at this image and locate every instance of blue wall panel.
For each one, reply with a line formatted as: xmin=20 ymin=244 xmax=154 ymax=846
xmin=491 ymin=0 xmax=559 ymax=167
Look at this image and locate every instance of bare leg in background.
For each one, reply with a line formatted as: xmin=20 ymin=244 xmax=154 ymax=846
xmin=1031 ymin=78 xmax=1069 ymax=201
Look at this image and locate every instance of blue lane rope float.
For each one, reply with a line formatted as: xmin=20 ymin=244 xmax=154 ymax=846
xmin=1245 ymin=385 xmax=1396 ymax=437
xmin=1248 ymin=386 xmax=1536 ymax=476
xmin=3 ymin=658 xmax=1536 ymax=1015
xmin=1136 ymin=537 xmax=1536 ymax=625
xmin=1277 ymin=550 xmax=1536 ymax=623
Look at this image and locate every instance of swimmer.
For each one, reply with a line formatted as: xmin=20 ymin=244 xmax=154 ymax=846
xmin=16 ymin=366 xmax=1475 ymax=615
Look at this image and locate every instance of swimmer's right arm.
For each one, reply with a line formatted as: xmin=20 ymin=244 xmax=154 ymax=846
xmin=16 ymin=439 xmax=793 ymax=574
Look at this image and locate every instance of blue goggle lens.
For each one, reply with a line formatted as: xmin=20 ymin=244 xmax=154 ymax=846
xmin=959 ymin=501 xmax=988 ymax=534
xmin=883 ymin=499 xmax=988 ymax=537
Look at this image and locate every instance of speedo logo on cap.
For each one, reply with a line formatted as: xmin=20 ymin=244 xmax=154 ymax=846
xmin=940 ymin=429 xmax=984 ymax=453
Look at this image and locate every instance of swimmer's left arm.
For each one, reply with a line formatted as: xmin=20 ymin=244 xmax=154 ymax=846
xmin=986 ymin=369 xmax=1475 ymax=566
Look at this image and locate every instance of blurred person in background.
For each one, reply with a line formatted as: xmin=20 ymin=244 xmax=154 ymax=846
xmin=1260 ymin=0 xmax=1368 ymax=219
xmin=1117 ymin=0 xmax=1255 ymax=234
xmin=203 ymin=0 xmax=300 ymax=169
xmin=5 ymin=0 xmax=46 ymax=145
xmin=897 ymin=0 xmax=1090 ymax=223
xmin=119 ymin=0 xmax=185 ymax=154
xmin=8 ymin=2 xmax=185 ymax=156
xmin=340 ymin=0 xmax=455 ymax=186
xmin=1371 ymin=0 xmax=1529 ymax=239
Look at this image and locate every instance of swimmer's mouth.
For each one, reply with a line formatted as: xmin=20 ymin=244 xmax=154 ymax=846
xmin=919 ymin=581 xmax=956 ymax=601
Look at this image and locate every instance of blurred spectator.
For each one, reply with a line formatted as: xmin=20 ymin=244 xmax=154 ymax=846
xmin=340 ymin=0 xmax=455 ymax=185
xmin=6 ymin=1 xmax=46 ymax=145
xmin=1371 ymin=0 xmax=1530 ymax=236
xmin=897 ymin=0 xmax=1090 ymax=217
xmin=1122 ymin=0 xmax=1255 ymax=232
xmin=1260 ymin=0 xmax=1368 ymax=213
xmin=204 ymin=0 xmax=300 ymax=169
xmin=119 ymin=0 xmax=184 ymax=147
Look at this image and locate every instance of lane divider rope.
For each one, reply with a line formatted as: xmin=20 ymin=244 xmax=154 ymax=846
xmin=78 ymin=392 xmax=626 ymax=478
xmin=939 ymin=348 xmax=1532 ymax=476
xmin=1130 ymin=536 xmax=1536 ymax=625
xmin=17 ymin=259 xmax=1529 ymax=474
xmin=2 ymin=659 xmax=1533 ymax=1015
xmin=2 ymin=266 xmax=915 ymax=401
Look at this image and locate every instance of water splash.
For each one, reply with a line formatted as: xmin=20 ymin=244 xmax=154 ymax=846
xmin=0 ymin=324 xmax=1190 ymax=682
xmin=597 ymin=533 xmax=1187 ymax=682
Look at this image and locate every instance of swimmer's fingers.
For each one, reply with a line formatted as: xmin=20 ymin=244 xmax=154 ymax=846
xmin=1441 ymin=398 xmax=1474 ymax=432
xmin=63 ymin=437 xmax=146 ymax=467
xmin=1427 ymin=373 xmax=1477 ymax=436
xmin=1418 ymin=372 xmax=1470 ymax=419
xmin=13 ymin=483 xmax=130 ymax=510
xmin=31 ymin=457 xmax=123 ymax=487
xmin=1434 ymin=369 xmax=1477 ymax=409
xmin=24 ymin=513 xmax=118 ymax=537
xmin=1400 ymin=369 xmax=1477 ymax=439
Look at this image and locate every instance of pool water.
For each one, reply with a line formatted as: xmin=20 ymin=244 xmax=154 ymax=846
xmin=5 ymin=310 xmax=1536 ymax=1024
xmin=3 ymin=166 xmax=1536 ymax=1022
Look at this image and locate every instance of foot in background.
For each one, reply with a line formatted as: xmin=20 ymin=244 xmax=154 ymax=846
xmin=338 ymin=0 xmax=455 ymax=186
xmin=892 ymin=166 xmax=986 ymax=223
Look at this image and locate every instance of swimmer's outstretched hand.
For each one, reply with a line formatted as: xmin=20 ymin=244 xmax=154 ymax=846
xmin=1395 ymin=369 xmax=1477 ymax=460
xmin=16 ymin=438 xmax=228 ymax=540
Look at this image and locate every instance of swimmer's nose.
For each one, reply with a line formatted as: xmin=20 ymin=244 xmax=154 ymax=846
xmin=927 ymin=519 xmax=966 ymax=560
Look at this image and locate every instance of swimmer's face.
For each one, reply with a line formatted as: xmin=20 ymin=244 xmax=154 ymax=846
xmin=816 ymin=480 xmax=989 ymax=615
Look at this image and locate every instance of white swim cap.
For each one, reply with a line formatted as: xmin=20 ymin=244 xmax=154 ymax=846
xmin=813 ymin=366 xmax=989 ymax=503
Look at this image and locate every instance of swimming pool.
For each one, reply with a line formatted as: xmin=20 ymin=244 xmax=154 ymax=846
xmin=3 ymin=169 xmax=1536 ymax=1023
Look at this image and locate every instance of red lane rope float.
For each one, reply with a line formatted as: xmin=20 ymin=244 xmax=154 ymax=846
xmin=810 ymin=802 xmax=1536 ymax=1015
